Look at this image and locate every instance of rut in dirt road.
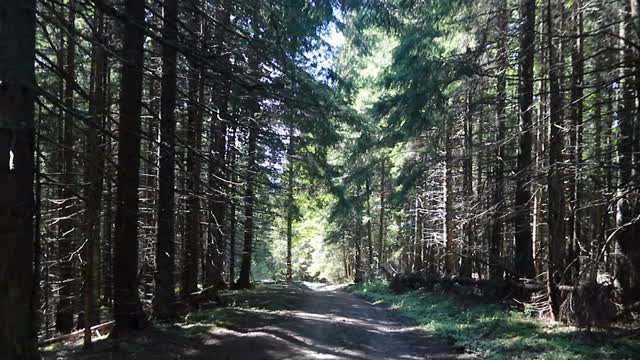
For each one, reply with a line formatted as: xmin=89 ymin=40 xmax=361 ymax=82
xmin=203 ymin=283 xmax=462 ymax=360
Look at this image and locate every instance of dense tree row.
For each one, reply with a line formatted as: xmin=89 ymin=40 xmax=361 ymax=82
xmin=2 ymin=0 xmax=640 ymax=356
xmin=333 ymin=0 xmax=640 ymax=322
xmin=1 ymin=0 xmax=345 ymax=357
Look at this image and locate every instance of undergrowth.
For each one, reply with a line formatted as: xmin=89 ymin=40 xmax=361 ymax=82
xmin=347 ymin=282 xmax=639 ymax=360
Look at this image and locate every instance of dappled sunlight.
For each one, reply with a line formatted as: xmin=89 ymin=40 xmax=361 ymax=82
xmin=350 ymin=283 xmax=640 ymax=359
xmin=18 ymin=0 xmax=640 ymax=357
xmin=9 ymin=150 xmax=14 ymax=170
xmin=184 ymin=284 xmax=461 ymax=359
xmin=40 ymin=283 xmax=462 ymax=360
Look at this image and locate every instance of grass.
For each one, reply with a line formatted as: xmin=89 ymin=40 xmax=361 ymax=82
xmin=347 ymin=282 xmax=640 ymax=360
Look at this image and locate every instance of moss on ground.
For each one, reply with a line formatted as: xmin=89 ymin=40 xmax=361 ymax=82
xmin=347 ymin=282 xmax=639 ymax=359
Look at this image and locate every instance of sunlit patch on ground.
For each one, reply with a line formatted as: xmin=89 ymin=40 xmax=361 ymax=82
xmin=348 ymin=282 xmax=640 ymax=359
xmin=42 ymin=282 xmax=461 ymax=359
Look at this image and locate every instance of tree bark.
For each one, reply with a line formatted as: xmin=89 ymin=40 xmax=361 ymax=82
xmin=413 ymin=192 xmax=423 ymax=272
xmin=102 ymin=72 xmax=114 ymax=309
xmin=460 ymin=90 xmax=474 ymax=277
xmin=57 ymin=0 xmax=77 ymax=334
xmin=182 ymin=0 xmax=203 ymax=302
xmin=615 ymin=0 xmax=640 ymax=304
xmin=590 ymin=55 xmax=605 ymax=281
xmin=0 ymin=1 xmax=39 ymax=357
xmin=103 ymin=130 xmax=113 ymax=309
xmin=154 ymin=0 xmax=178 ymax=321
xmin=84 ymin=4 xmax=106 ymax=347
xmin=444 ymin=117 xmax=457 ymax=274
xmin=286 ymin=132 xmax=295 ymax=281
xmin=490 ymin=0 xmax=508 ymax=280
xmin=378 ymin=158 xmax=386 ymax=267
xmin=546 ymin=0 xmax=566 ymax=320
xmin=228 ymin=126 xmax=238 ymax=283
xmin=207 ymin=0 xmax=232 ymax=291
xmin=354 ymin=191 xmax=365 ymax=283
xmin=565 ymin=0 xmax=584 ymax=284
xmin=237 ymin=2 xmax=261 ymax=289
xmin=514 ymin=0 xmax=536 ymax=279
xmin=113 ymin=0 xmax=146 ymax=333
xmin=237 ymin=123 xmax=258 ymax=289
xmin=365 ymin=174 xmax=374 ymax=270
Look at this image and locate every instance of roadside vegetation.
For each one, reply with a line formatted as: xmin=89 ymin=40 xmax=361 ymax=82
xmin=348 ymin=282 xmax=640 ymax=360
xmin=41 ymin=284 xmax=310 ymax=359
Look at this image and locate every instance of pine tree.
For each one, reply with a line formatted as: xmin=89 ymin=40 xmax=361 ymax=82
xmin=514 ymin=0 xmax=536 ymax=280
xmin=154 ymin=0 xmax=178 ymax=321
xmin=0 ymin=0 xmax=39 ymax=357
xmin=113 ymin=0 xmax=146 ymax=333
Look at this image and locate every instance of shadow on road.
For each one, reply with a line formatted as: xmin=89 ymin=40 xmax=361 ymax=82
xmin=42 ymin=283 xmax=462 ymax=360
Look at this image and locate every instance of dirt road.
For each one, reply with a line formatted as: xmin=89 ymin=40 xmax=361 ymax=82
xmin=43 ymin=283 xmax=462 ymax=360
xmin=200 ymin=283 xmax=461 ymax=360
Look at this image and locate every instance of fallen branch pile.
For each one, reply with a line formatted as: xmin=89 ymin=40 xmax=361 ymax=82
xmin=388 ymin=272 xmax=636 ymax=328
xmin=39 ymin=321 xmax=115 ymax=346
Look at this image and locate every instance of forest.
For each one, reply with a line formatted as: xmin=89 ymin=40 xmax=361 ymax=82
xmin=1 ymin=0 xmax=639 ymax=358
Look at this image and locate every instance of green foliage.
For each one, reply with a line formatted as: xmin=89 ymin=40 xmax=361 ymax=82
xmin=348 ymin=283 xmax=640 ymax=359
xmin=253 ymin=167 xmax=343 ymax=281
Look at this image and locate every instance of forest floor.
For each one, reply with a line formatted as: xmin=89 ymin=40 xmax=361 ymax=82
xmin=41 ymin=282 xmax=462 ymax=359
xmin=348 ymin=282 xmax=640 ymax=359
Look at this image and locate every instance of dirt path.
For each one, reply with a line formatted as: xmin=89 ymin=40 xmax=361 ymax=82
xmin=43 ymin=283 xmax=462 ymax=360
xmin=200 ymin=283 xmax=461 ymax=360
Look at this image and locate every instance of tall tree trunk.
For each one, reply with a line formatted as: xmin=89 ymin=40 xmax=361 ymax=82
xmin=286 ymin=132 xmax=295 ymax=281
xmin=228 ymin=126 xmax=238 ymax=284
xmin=377 ymin=158 xmax=386 ymax=267
xmin=207 ymin=0 xmax=232 ymax=291
xmin=237 ymin=123 xmax=258 ymax=289
xmin=34 ymin=107 xmax=45 ymax=338
xmin=182 ymin=1 xmax=203 ymax=302
xmin=615 ymin=0 xmax=640 ymax=304
xmin=237 ymin=2 xmax=261 ymax=289
xmin=475 ymin=100 xmax=485 ymax=277
xmin=514 ymin=0 xmax=536 ymax=279
xmin=546 ymin=0 xmax=566 ymax=320
xmin=354 ymin=194 xmax=365 ymax=283
xmin=103 ymin=121 xmax=113 ymax=309
xmin=490 ymin=0 xmax=508 ymax=280
xmin=565 ymin=0 xmax=584 ymax=284
xmin=460 ymin=90 xmax=474 ymax=277
xmin=590 ymin=56 xmax=605 ymax=281
xmin=0 ymin=0 xmax=39 ymax=357
xmin=36 ymin=114 xmax=47 ymax=340
xmin=444 ymin=118 xmax=457 ymax=274
xmin=113 ymin=0 xmax=146 ymax=333
xmin=365 ymin=174 xmax=374 ymax=270
xmin=154 ymin=0 xmax=178 ymax=321
xmin=102 ymin=67 xmax=114 ymax=309
xmin=84 ymin=5 xmax=106 ymax=347
xmin=413 ymin=192 xmax=423 ymax=271
xmin=533 ymin=22 xmax=548 ymax=277
xmin=57 ymin=0 xmax=77 ymax=334
xmin=141 ymin=36 xmax=160 ymax=302
xmin=634 ymin=0 xmax=640 ymax=181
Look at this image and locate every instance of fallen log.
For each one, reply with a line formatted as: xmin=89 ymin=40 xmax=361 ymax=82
xmin=39 ymin=321 xmax=115 ymax=346
xmin=389 ymin=272 xmax=575 ymax=295
xmin=390 ymin=272 xmax=627 ymax=327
